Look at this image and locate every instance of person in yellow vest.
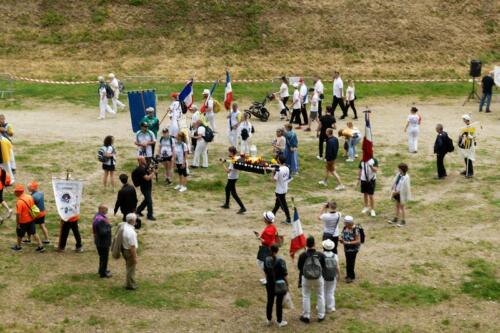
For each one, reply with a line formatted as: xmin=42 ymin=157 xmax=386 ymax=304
xmin=11 ymin=184 xmax=44 ymax=252
xmin=458 ymin=115 xmax=476 ymax=178
xmin=0 ymin=114 xmax=16 ymax=174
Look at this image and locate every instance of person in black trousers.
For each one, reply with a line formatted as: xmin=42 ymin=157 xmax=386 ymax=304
xmin=263 ymin=244 xmax=288 ymax=327
xmin=316 ymin=106 xmax=336 ymax=159
xmin=434 ymin=124 xmax=449 ymax=179
xmin=271 ymin=155 xmax=291 ymax=224
xmin=57 ymin=217 xmax=83 ymax=252
xmin=332 ymin=71 xmax=347 ymax=119
xmin=114 ymin=174 xmax=138 ymax=221
xmin=133 ymin=157 xmax=156 ymax=221
xmin=339 ymin=215 xmax=361 ymax=283
xmin=221 ymin=146 xmax=246 ymax=214
xmin=93 ymin=204 xmax=112 ymax=278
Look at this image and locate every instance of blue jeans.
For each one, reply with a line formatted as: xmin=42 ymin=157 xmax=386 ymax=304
xmin=479 ymin=93 xmax=492 ymax=112
xmin=348 ymin=135 xmax=361 ymax=160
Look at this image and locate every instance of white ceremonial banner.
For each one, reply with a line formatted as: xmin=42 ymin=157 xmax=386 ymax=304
xmin=52 ymin=178 xmax=83 ymax=221
xmin=494 ymin=66 xmax=500 ymax=87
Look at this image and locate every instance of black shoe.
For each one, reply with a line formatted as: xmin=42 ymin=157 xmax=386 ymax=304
xmin=282 ymin=220 xmax=291 ymax=225
xmin=237 ymin=208 xmax=247 ymax=214
xmin=485 ymin=110 xmax=491 ymax=113
xmin=353 ymin=116 xmax=358 ymax=120
xmin=345 ymin=277 xmax=354 ymax=283
xmin=35 ymin=246 xmax=45 ymax=253
xmin=339 ymin=116 xmax=346 ymax=120
xmin=318 ymin=317 xmax=325 ymax=322
xmin=299 ymin=316 xmax=310 ymax=324
xmin=147 ymin=216 xmax=156 ymax=221
xmin=137 ymin=212 xmax=144 ymax=217
xmin=125 ymin=286 xmax=137 ymax=290
xmin=100 ymin=271 xmax=113 ymax=278
xmin=22 ymin=239 xmax=31 ymax=244
xmin=190 ymin=165 xmax=199 ymax=169
xmin=11 ymin=245 xmax=22 ymax=252
xmin=42 ymin=240 xmax=50 ymax=244
xmin=220 ymin=204 xmax=230 ymax=209
xmin=460 ymin=170 xmax=466 ymax=175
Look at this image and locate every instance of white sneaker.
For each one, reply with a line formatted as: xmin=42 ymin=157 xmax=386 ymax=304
xmin=370 ymin=210 xmax=376 ymax=217
xmin=265 ymin=320 xmax=273 ymax=326
xmin=346 ymin=159 xmax=354 ymax=162
xmin=278 ymin=320 xmax=288 ymax=327
xmin=316 ymin=155 xmax=322 ymax=160
xmin=259 ymin=278 xmax=267 ymax=285
xmin=174 ymin=184 xmax=181 ymax=190
xmin=179 ymin=186 xmax=187 ymax=192
xmin=335 ymin=185 xmax=345 ymax=191
xmin=97 ymin=117 xmax=104 ymax=120
xmin=318 ymin=180 xmax=327 ymax=186
xmin=361 ymin=207 xmax=369 ymax=214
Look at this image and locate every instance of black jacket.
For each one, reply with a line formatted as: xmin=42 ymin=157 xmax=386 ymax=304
xmin=263 ymin=256 xmax=288 ymax=283
xmin=434 ymin=131 xmax=449 ymax=155
xmin=93 ymin=214 xmax=112 ymax=248
xmin=114 ymin=183 xmax=138 ymax=216
xmin=325 ymin=136 xmax=339 ymax=161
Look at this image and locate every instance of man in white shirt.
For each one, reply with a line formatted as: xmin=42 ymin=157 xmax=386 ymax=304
xmin=290 ymin=82 xmax=302 ymax=128
xmin=314 ymin=77 xmax=325 ymax=117
xmin=271 ymin=155 xmax=291 ymax=224
xmin=98 ymin=76 xmax=115 ymax=120
xmin=299 ymin=78 xmax=309 ymax=130
xmin=135 ymin=122 xmax=156 ymax=160
xmin=227 ymin=102 xmax=242 ymax=147
xmin=202 ymin=89 xmax=216 ymax=131
xmin=192 ymin=120 xmax=209 ymax=168
xmin=122 ymin=213 xmax=138 ymax=290
xmin=108 ymin=73 xmax=125 ymax=113
xmin=332 ymin=71 xmax=347 ymax=119
xmin=307 ymin=88 xmax=320 ymax=131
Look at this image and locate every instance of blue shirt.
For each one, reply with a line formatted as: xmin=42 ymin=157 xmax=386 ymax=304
xmin=32 ymin=191 xmax=45 ymax=211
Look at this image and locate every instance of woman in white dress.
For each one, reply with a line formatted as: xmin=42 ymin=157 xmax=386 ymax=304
xmin=404 ymin=107 xmax=421 ymax=153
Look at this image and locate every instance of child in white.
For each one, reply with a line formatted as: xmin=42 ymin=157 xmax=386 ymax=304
xmin=108 ymin=73 xmax=125 ymax=113
xmin=238 ymin=112 xmax=252 ymax=155
xmin=404 ymin=107 xmax=421 ymax=153
xmin=322 ymin=239 xmax=340 ymax=313
xmin=98 ymin=76 xmax=114 ymax=119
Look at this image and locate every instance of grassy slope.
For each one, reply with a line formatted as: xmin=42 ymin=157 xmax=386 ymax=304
xmin=0 ymin=0 xmax=499 ymax=79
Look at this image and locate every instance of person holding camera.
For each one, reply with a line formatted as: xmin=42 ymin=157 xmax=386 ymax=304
xmin=220 ymin=146 xmax=246 ymax=214
xmin=132 ymin=157 xmax=156 ymax=221
xmin=158 ymin=128 xmax=176 ymax=185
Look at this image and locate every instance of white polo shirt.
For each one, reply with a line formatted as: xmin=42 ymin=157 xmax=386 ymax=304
xmin=274 ymin=165 xmax=290 ymax=194
xmin=300 ymin=84 xmax=308 ymax=104
xmin=333 ymin=77 xmax=344 ymax=98
xmin=310 ymin=92 xmax=319 ymax=112
xmin=135 ymin=129 xmax=155 ymax=157
xmin=314 ymin=80 xmax=324 ymax=95
xmin=280 ymin=83 xmax=289 ymax=98
xmin=122 ymin=223 xmax=138 ymax=250
xmin=292 ymin=89 xmax=301 ymax=109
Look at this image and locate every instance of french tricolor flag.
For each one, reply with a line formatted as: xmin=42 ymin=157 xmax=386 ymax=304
xmin=289 ymin=207 xmax=306 ymax=259
xmin=224 ymin=70 xmax=233 ymax=110
xmin=179 ymin=79 xmax=194 ymax=109
xmin=362 ymin=110 xmax=373 ymax=161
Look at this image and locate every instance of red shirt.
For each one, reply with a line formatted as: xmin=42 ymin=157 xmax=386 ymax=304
xmin=260 ymin=224 xmax=277 ymax=247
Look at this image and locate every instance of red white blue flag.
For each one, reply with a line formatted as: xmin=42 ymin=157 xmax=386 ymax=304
xmin=224 ymin=70 xmax=233 ymax=110
xmin=178 ymin=79 xmax=194 ymax=109
xmin=362 ymin=111 xmax=373 ymax=161
xmin=289 ymin=207 xmax=306 ymax=258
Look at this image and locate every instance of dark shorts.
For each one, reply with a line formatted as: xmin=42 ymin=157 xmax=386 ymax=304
xmin=310 ymin=111 xmax=319 ymax=121
xmin=17 ymin=221 xmax=36 ymax=238
xmin=161 ymin=156 xmax=173 ymax=162
xmin=392 ymin=192 xmax=401 ymax=203
xmin=34 ymin=215 xmax=46 ymax=225
xmin=361 ymin=180 xmax=376 ymax=195
xmin=102 ymin=164 xmax=116 ymax=171
xmin=176 ymin=164 xmax=188 ymax=177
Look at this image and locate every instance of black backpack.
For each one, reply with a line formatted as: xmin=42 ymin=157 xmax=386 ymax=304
xmin=180 ymin=101 xmax=188 ymax=114
xmin=131 ymin=168 xmax=143 ymax=187
xmin=240 ymin=128 xmax=249 ymax=141
xmin=105 ymin=84 xmax=114 ymax=98
xmin=203 ymin=126 xmax=214 ymax=143
xmin=97 ymin=146 xmax=106 ymax=162
xmin=357 ymin=225 xmax=365 ymax=244
xmin=446 ymin=135 xmax=454 ymax=153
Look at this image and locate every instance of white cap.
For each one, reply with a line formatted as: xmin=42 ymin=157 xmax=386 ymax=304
xmin=108 ymin=73 xmax=115 ymax=79
xmin=322 ymin=239 xmax=335 ymax=251
xmin=146 ymin=107 xmax=154 ymax=112
xmin=98 ymin=76 xmax=104 ymax=82
xmin=462 ymin=114 xmax=471 ymax=121
xmin=292 ymin=82 xmax=299 ymax=88
xmin=263 ymin=211 xmax=275 ymax=223
xmin=344 ymin=215 xmax=354 ymax=224
xmin=202 ymin=89 xmax=210 ymax=95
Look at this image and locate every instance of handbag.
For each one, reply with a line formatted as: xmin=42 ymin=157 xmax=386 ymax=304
xmin=21 ymin=198 xmax=40 ymax=219
xmin=273 ymin=258 xmax=288 ymax=295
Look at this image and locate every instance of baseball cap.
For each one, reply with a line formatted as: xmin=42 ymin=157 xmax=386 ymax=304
xmin=344 ymin=215 xmax=354 ymax=224
xmin=14 ymin=184 xmax=24 ymax=193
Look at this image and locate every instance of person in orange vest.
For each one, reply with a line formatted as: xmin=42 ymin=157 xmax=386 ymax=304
xmin=23 ymin=181 xmax=50 ymax=244
xmin=11 ymin=184 xmax=44 ymax=252
xmin=0 ymin=166 xmax=13 ymax=224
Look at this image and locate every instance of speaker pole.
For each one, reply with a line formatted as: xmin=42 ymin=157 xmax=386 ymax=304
xmin=463 ymin=77 xmax=481 ymax=106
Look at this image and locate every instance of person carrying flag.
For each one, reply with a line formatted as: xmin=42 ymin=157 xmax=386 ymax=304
xmin=168 ymin=93 xmax=182 ymax=137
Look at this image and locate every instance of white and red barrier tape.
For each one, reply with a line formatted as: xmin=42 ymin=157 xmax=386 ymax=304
xmin=7 ymin=74 xmax=470 ymax=85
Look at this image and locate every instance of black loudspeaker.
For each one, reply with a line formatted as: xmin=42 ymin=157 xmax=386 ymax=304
xmin=470 ymin=60 xmax=482 ymax=77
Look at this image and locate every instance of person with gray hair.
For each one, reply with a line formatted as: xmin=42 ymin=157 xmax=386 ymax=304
xmin=433 ymin=123 xmax=451 ymax=179
xmin=98 ymin=76 xmax=114 ymax=120
xmin=122 ymin=213 xmax=139 ymax=290
xmin=108 ymin=73 xmax=126 ymax=113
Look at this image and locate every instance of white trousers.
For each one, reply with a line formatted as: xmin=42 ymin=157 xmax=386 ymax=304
xmin=407 ymin=127 xmax=419 ymax=152
xmin=111 ymin=91 xmax=125 ymax=113
xmin=99 ymin=99 xmax=115 ymax=118
xmin=324 ymin=279 xmax=337 ymax=312
xmin=206 ymin=112 xmax=215 ymax=131
xmin=240 ymin=139 xmax=250 ymax=155
xmin=228 ymin=129 xmax=238 ymax=147
xmin=301 ymin=276 xmax=325 ymax=319
xmin=192 ymin=140 xmax=208 ymax=167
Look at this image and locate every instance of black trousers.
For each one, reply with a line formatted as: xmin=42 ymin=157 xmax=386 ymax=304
xmin=464 ymin=158 xmax=474 ymax=176
xmin=300 ymin=104 xmax=309 ymax=125
xmin=281 ymin=97 xmax=289 ymax=116
xmin=436 ymin=153 xmax=447 ymax=177
xmin=290 ymin=108 xmax=301 ymax=125
xmin=58 ymin=221 xmax=82 ymax=250
xmin=345 ymin=100 xmax=358 ymax=118
xmin=266 ymin=282 xmax=284 ymax=322
xmin=318 ymin=99 xmax=323 ymax=118
xmin=137 ymin=184 xmax=153 ymax=218
xmin=332 ymin=96 xmax=346 ymax=118
xmin=318 ymin=133 xmax=327 ymax=157
xmin=322 ymin=233 xmax=339 ymax=254
xmin=225 ymin=179 xmax=245 ymax=209
xmin=97 ymin=246 xmax=110 ymax=277
xmin=272 ymin=193 xmax=291 ymax=222
xmin=345 ymin=251 xmax=358 ymax=279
